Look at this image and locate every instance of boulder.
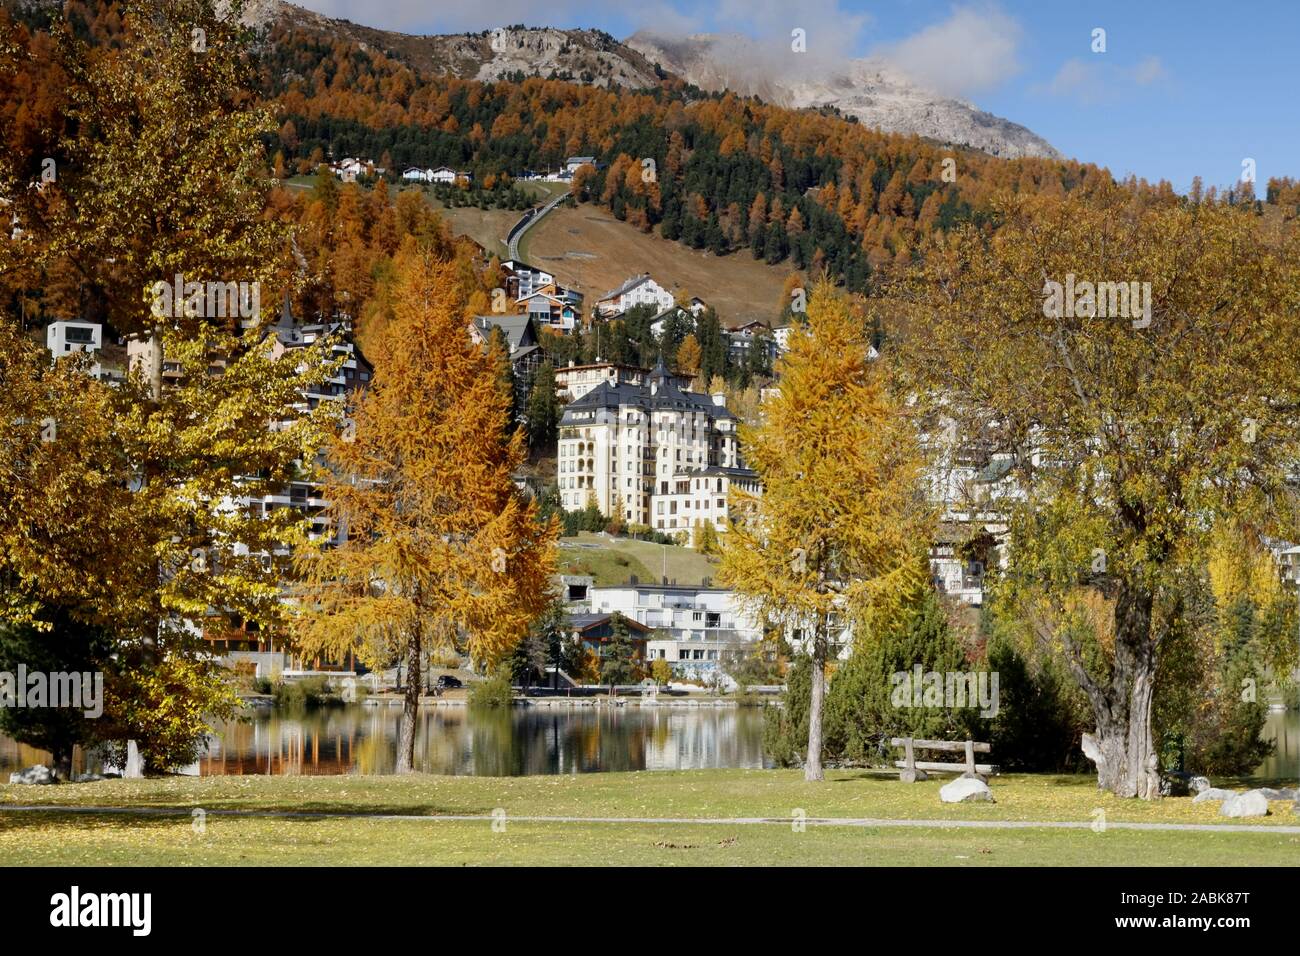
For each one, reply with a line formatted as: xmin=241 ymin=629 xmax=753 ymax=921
xmin=1192 ymin=788 xmax=1235 ymax=803
xmin=940 ymin=776 xmax=995 ymax=803
xmin=72 ymin=772 xmax=105 ymax=783
xmin=8 ymin=764 xmax=58 ymax=785
xmin=1219 ymin=790 xmax=1270 ymax=818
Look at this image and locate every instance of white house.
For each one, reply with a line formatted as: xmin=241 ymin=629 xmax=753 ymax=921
xmin=581 ymin=581 xmax=764 ymax=678
xmin=47 ymin=319 xmax=102 ymax=357
xmin=47 ymin=320 xmax=105 ymax=378
xmin=565 ymin=156 xmax=596 ymax=175
xmin=595 ymin=274 xmax=674 ymax=318
xmin=554 ymin=361 xmax=647 ymax=402
xmin=330 ymin=158 xmax=369 ymax=182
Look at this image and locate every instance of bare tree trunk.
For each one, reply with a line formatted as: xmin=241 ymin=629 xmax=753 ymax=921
xmin=1081 ymin=583 xmax=1158 ymax=798
xmin=395 ymin=629 xmax=422 ymax=773
xmin=805 ymin=625 xmax=826 ymax=782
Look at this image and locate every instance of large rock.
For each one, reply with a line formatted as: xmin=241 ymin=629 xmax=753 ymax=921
xmin=940 ymin=776 xmax=995 ymax=803
xmin=8 ymin=764 xmax=58 ymax=785
xmin=1192 ymin=788 xmax=1236 ymax=804
xmin=1219 ymin=790 xmax=1270 ymax=818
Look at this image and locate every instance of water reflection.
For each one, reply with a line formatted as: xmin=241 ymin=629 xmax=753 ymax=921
xmin=196 ymin=704 xmax=771 ymax=776
xmin=2 ymin=704 xmax=1295 ymax=780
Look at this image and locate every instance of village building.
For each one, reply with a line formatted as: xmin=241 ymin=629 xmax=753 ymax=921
xmin=594 ymin=274 xmax=674 ymax=319
xmin=556 ymin=358 xmax=751 ymax=536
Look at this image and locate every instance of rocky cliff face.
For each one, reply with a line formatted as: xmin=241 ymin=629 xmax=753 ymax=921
xmin=627 ymin=31 xmax=1061 ymax=160
xmin=271 ymin=5 xmax=662 ymax=88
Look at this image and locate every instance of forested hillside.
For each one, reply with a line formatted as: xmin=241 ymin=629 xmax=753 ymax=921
xmin=5 ymin=0 xmax=1300 ymax=316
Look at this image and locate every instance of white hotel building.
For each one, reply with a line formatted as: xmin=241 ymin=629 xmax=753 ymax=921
xmin=556 ymin=359 xmax=756 ymax=536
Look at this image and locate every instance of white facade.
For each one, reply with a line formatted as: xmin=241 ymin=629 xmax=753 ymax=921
xmin=584 ymin=583 xmax=762 ymax=675
xmin=47 ymin=320 xmax=104 ymax=378
xmin=596 ymin=274 xmax=674 ymax=317
xmin=554 ymin=362 xmax=646 ymax=402
xmin=47 ymin=320 xmax=102 ymax=357
xmin=557 ymin=361 xmax=751 ymax=534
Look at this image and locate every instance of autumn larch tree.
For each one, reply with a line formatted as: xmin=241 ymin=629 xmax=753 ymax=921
xmin=720 ymin=283 xmax=930 ymax=781
xmin=0 ymin=0 xmax=335 ymax=771
xmin=899 ymin=188 xmax=1300 ymax=798
xmin=295 ymin=245 xmax=557 ymax=773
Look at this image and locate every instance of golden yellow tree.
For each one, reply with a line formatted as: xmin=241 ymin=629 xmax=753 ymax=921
xmin=720 ymin=283 xmax=930 ymax=780
xmin=900 ymin=188 xmax=1300 ymax=797
xmin=295 ymin=246 xmax=557 ymax=772
xmin=0 ymin=1 xmax=336 ymax=771
xmin=675 ymin=333 xmax=701 ymax=378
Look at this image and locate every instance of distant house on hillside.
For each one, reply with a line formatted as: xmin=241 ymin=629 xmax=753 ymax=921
xmin=565 ymin=156 xmax=596 ymax=175
xmin=648 ymin=304 xmax=694 ymax=339
xmin=501 ymin=259 xmax=556 ymax=301
xmin=519 ymin=290 xmax=581 ymax=332
xmin=595 ymin=274 xmax=674 ymax=319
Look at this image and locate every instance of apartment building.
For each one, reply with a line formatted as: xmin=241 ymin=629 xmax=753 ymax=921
xmin=569 ymin=579 xmax=762 ymax=677
xmin=556 ymin=358 xmax=752 ymax=534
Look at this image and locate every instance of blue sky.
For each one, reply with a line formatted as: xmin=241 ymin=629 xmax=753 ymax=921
xmin=298 ymin=1 xmax=1300 ymax=192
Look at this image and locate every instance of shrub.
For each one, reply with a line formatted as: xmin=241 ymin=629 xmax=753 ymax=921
xmin=468 ymin=673 xmax=515 ymax=709
xmin=273 ymin=676 xmax=334 ymax=709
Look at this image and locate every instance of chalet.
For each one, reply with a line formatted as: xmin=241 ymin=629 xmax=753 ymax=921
xmin=567 ymin=612 xmax=653 ymax=661
xmin=519 ymin=290 xmax=581 ymax=332
xmin=726 ymin=321 xmax=777 ymax=366
xmin=430 ymin=166 xmax=471 ymax=185
xmin=595 ymin=274 xmax=674 ymax=319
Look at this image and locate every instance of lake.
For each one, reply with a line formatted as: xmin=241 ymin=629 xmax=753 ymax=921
xmin=0 ymin=702 xmax=772 ymax=777
xmin=1 ymin=703 xmax=1295 ymax=780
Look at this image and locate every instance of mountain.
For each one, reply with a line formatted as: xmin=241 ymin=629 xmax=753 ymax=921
xmin=269 ymin=4 xmax=663 ymax=88
xmin=266 ymin=6 xmax=1058 ymax=160
xmin=626 ymin=31 xmax=1061 ymax=161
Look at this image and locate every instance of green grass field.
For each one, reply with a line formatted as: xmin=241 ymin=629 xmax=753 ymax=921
xmin=558 ymin=532 xmax=721 ymax=586
xmin=2 ymin=770 xmax=1295 ymax=866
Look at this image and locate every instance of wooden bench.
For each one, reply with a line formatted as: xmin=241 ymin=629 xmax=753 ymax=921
xmin=890 ymin=737 xmax=996 ymax=783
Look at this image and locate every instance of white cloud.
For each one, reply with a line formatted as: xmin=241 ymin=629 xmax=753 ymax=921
xmin=874 ymin=5 xmax=1023 ymax=97
xmin=1043 ymin=55 xmax=1169 ymax=105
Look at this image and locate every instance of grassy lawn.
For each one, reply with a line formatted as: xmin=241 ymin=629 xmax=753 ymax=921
xmin=1 ymin=769 xmax=1296 ymax=866
xmin=558 ymin=531 xmax=720 ymax=586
